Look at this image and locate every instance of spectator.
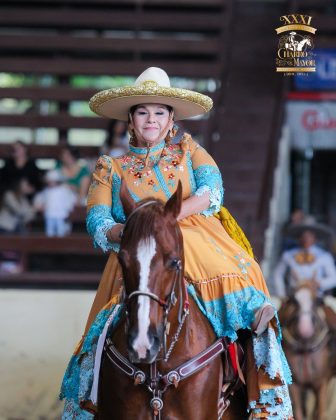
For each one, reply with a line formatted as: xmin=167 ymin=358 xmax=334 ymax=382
xmin=0 ymin=140 xmax=42 ymax=194
xmin=0 ymin=178 xmax=35 ymax=234
xmin=34 ymin=170 xmax=77 ymax=237
xmin=281 ymin=208 xmax=306 ymax=251
xmin=56 ymin=145 xmax=90 ymax=205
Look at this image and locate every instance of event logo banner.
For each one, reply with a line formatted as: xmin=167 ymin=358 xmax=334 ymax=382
xmin=276 ymin=14 xmax=317 ymax=74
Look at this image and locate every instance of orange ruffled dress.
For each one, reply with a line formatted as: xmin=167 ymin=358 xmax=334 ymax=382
xmin=60 ymin=134 xmax=292 ymax=419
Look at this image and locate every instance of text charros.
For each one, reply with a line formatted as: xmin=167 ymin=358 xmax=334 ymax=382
xmin=275 ymin=14 xmax=317 ymax=74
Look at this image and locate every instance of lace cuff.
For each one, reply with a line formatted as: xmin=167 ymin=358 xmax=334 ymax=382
xmin=194 ymin=185 xmax=222 ymax=216
xmin=86 ymin=205 xmax=120 ymax=253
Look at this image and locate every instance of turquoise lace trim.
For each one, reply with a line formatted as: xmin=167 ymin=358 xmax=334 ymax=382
xmin=111 ymin=173 xmax=126 ymax=224
xmin=60 ymin=305 xmax=123 ymax=415
xmin=193 ymin=164 xmax=224 ymax=216
xmin=186 ymin=150 xmax=197 ymax=194
xmin=62 ymin=399 xmax=94 ymax=419
xmin=153 ymin=165 xmax=171 ymax=198
xmin=249 ymin=385 xmax=293 ymax=419
xmin=253 ymin=327 xmax=292 ymax=384
xmin=187 ymin=284 xmax=274 ymax=341
xmin=129 ymin=139 xmax=165 ymax=155
xmin=194 ymin=185 xmax=222 ymax=217
xmin=187 ymin=284 xmax=291 ymax=384
xmin=86 ymin=205 xmax=119 ymax=252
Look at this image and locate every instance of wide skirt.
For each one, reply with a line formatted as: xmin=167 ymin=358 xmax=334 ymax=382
xmin=60 ymin=214 xmax=293 ymax=419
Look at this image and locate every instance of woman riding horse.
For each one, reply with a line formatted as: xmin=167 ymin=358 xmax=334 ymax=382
xmin=60 ymin=67 xmax=293 ymax=419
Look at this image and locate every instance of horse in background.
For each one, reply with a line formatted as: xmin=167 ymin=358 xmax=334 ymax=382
xmin=279 ymin=280 xmax=334 ymax=420
xmin=97 ymin=182 xmax=245 ymax=420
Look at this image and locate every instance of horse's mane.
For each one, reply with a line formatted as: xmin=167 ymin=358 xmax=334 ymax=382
xmin=122 ymin=198 xmax=166 ymax=243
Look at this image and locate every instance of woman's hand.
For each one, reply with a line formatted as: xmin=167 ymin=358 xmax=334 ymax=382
xmin=177 ymin=191 xmax=210 ymax=221
xmin=106 ymin=223 xmax=125 ymax=243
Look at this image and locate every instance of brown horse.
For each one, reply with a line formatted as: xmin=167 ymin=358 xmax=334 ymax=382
xmin=97 ymin=182 xmax=245 ymax=420
xmin=279 ymin=280 xmax=334 ymax=420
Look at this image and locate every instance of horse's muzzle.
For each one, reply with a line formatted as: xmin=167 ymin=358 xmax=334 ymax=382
xmin=127 ymin=327 xmax=161 ymax=364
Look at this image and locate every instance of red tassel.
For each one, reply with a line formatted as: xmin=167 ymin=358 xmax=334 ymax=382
xmin=228 ymin=343 xmax=238 ymax=376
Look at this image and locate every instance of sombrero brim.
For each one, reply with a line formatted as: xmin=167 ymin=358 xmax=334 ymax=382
xmin=285 ymin=222 xmax=334 ymax=239
xmin=89 ymin=84 xmax=213 ymax=121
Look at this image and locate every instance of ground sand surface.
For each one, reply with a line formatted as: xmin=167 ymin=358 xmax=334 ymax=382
xmin=1 ymin=289 xmax=336 ymax=419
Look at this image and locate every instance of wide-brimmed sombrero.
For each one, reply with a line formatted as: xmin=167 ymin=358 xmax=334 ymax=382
xmin=89 ymin=67 xmax=213 ymax=121
xmin=285 ymin=216 xmax=334 ymax=240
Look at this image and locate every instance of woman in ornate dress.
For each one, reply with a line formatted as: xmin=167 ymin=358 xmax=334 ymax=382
xmin=60 ymin=67 xmax=293 ymax=419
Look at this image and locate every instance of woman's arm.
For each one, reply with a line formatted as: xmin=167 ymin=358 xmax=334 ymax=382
xmin=177 ymin=191 xmax=210 ymax=221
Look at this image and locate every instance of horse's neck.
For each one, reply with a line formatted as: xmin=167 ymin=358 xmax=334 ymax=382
xmin=162 ymin=292 xmax=217 ymax=368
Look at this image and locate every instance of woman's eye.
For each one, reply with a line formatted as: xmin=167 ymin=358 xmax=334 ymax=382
xmin=156 ymin=112 xmax=164 ymax=115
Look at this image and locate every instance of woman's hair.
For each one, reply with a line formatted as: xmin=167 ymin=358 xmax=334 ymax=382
xmin=62 ymin=145 xmax=80 ymax=160
xmin=12 ymin=140 xmax=30 ymax=157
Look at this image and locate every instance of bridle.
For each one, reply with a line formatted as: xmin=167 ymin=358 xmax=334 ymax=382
xmin=282 ymin=298 xmax=330 ymax=354
xmin=104 ymin=200 xmax=243 ymax=419
xmin=122 ymin=200 xmax=188 ymax=361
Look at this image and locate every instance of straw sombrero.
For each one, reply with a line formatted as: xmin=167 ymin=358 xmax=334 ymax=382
xmin=89 ymin=67 xmax=213 ymax=121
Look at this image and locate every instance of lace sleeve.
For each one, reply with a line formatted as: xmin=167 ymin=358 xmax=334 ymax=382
xmin=86 ymin=155 xmax=119 ymax=252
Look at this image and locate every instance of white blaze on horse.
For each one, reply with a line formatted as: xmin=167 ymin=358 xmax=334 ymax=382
xmin=279 ymin=276 xmax=333 ymax=420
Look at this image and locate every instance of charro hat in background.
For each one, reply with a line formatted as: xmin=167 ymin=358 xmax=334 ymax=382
xmin=89 ymin=67 xmax=213 ymax=121
xmin=285 ymin=215 xmax=334 ymax=241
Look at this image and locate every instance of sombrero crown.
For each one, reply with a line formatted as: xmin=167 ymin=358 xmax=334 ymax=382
xmin=89 ymin=67 xmax=213 ymax=121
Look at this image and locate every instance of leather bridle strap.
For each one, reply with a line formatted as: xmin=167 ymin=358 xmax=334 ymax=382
xmin=162 ymin=337 xmax=230 ymax=385
xmin=104 ymin=336 xmax=231 ymax=388
xmin=104 ymin=337 xmax=146 ymax=385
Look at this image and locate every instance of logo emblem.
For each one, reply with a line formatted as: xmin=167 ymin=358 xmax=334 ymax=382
xmin=276 ymin=14 xmax=317 ymax=74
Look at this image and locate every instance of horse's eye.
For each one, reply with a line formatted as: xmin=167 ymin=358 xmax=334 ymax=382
xmin=169 ymin=258 xmax=181 ymax=270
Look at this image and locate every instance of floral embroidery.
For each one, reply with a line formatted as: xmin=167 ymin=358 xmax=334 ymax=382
xmin=234 ymin=252 xmax=251 ymax=277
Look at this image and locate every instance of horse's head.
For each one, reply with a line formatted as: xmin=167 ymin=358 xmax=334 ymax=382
xmin=286 ymin=280 xmax=321 ymax=340
xmin=119 ymin=181 xmax=184 ymax=363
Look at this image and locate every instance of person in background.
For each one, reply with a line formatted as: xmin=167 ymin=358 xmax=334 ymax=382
xmin=34 ymin=170 xmax=77 ymax=237
xmin=56 ymin=145 xmax=90 ymax=205
xmin=0 ymin=140 xmax=42 ymax=194
xmin=0 ymin=178 xmax=35 ymax=234
xmin=281 ymin=208 xmax=306 ymax=251
xmin=274 ymin=225 xmax=336 ymax=298
xmin=101 ymin=120 xmax=129 ymax=158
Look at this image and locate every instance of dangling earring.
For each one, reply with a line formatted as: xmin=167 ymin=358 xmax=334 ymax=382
xmin=129 ymin=129 xmax=136 ymax=146
xmin=171 ymin=123 xmax=179 ymax=138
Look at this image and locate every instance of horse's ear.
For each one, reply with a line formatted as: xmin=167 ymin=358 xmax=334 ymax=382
xmin=164 ymin=180 xmax=182 ymax=220
xmin=120 ymin=179 xmax=136 ymax=217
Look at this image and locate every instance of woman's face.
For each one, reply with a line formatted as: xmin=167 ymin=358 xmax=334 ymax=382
xmin=12 ymin=142 xmax=28 ymax=161
xmin=61 ymin=148 xmax=75 ymax=165
xmin=130 ymin=104 xmax=173 ymax=146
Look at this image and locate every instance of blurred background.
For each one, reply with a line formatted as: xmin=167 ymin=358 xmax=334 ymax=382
xmin=0 ymin=0 xmax=336 ymax=418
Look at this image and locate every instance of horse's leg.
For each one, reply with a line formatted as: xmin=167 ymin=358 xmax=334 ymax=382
xmin=314 ymin=381 xmax=328 ymax=420
xmin=290 ymin=383 xmax=304 ymax=420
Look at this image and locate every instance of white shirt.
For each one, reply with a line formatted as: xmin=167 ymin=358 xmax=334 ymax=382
xmin=273 ymin=245 xmax=336 ymax=297
xmin=34 ymin=184 xmax=77 ymax=219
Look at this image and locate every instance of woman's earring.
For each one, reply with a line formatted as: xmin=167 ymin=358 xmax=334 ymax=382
xmin=129 ymin=130 xmax=136 ymax=145
xmin=171 ymin=123 xmax=178 ymax=138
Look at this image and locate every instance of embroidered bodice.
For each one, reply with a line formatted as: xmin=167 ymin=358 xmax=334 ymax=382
xmin=86 ymin=133 xmax=224 ymax=252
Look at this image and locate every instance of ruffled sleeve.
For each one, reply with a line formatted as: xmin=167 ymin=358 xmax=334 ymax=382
xmin=86 ymin=155 xmax=119 ymax=253
xmin=185 ymin=135 xmax=224 ymax=216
